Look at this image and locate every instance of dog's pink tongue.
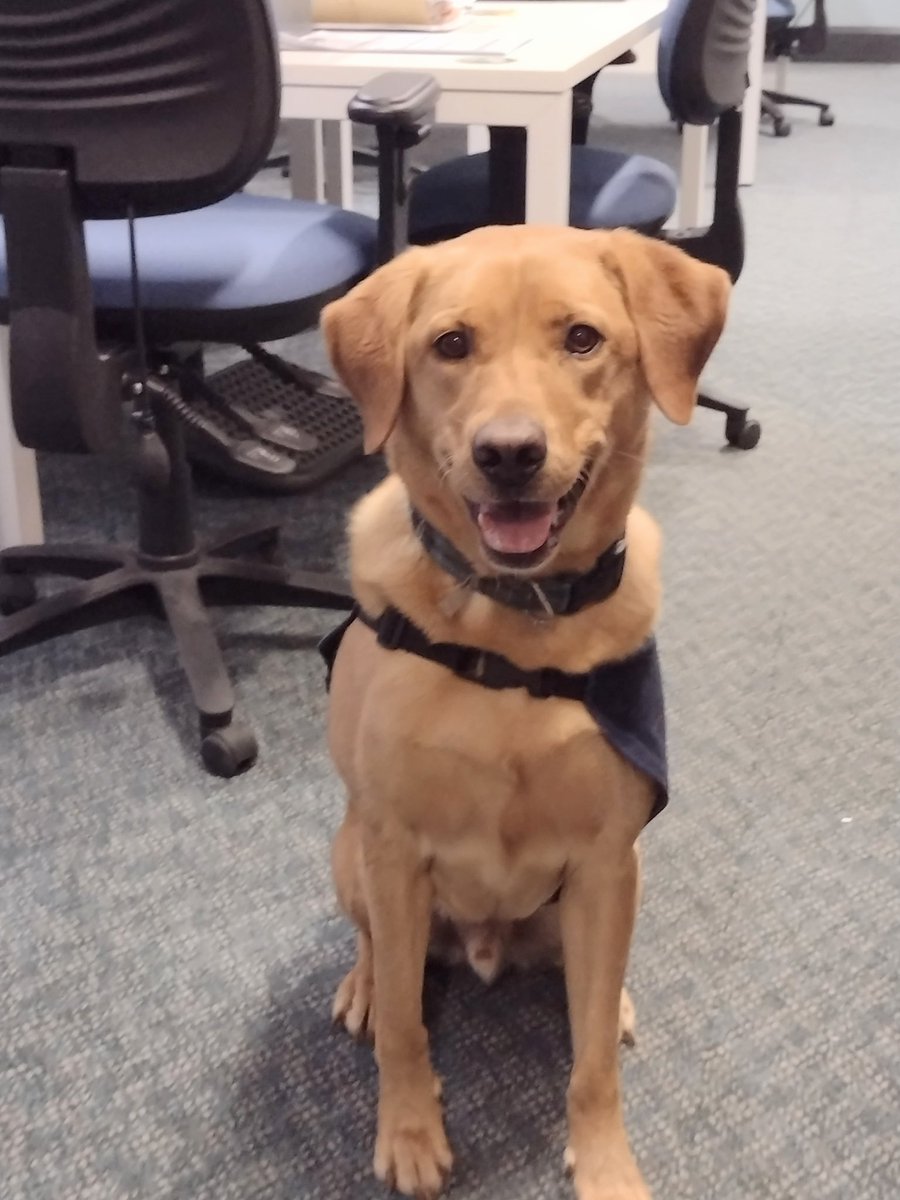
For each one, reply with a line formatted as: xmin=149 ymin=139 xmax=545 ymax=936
xmin=477 ymin=503 xmax=554 ymax=554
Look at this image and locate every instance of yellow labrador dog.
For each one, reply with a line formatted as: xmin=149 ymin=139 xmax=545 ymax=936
xmin=320 ymin=225 xmax=729 ymax=1200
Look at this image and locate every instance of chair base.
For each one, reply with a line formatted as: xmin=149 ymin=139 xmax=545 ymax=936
xmin=698 ymin=392 xmax=761 ymax=451
xmin=0 ymin=525 xmax=354 ymax=776
xmin=762 ymin=89 xmax=835 ymax=137
xmin=0 ymin=368 xmax=354 ymax=777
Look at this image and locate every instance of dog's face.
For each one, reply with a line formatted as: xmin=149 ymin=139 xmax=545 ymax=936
xmin=323 ymin=226 xmax=729 ymax=574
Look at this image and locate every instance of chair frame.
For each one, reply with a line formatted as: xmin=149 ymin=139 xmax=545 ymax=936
xmin=762 ymin=0 xmax=834 ymax=136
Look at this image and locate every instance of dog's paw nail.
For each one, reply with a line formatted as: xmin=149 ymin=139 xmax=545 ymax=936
xmin=563 ymin=1145 xmax=576 ymax=1174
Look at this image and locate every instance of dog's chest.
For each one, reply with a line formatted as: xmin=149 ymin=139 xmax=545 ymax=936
xmin=362 ymin=669 xmax=625 ymax=921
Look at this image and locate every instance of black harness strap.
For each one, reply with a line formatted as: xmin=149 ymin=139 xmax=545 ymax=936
xmin=319 ymin=606 xmax=669 ymax=823
xmin=357 ymin=605 xmax=591 ymax=701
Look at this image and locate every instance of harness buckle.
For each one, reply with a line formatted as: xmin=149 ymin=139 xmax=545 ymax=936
xmin=525 ymin=666 xmax=585 ymax=701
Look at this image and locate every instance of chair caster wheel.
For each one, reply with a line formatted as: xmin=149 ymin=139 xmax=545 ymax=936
xmin=773 ymin=117 xmax=791 ymax=137
xmin=201 ymin=720 xmax=258 ymax=777
xmin=725 ymin=415 xmax=761 ymax=451
xmin=0 ymin=574 xmax=38 ymax=616
xmin=819 ymin=109 xmax=835 ymax=127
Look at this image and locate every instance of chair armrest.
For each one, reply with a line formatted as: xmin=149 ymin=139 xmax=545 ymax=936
xmin=348 ymin=72 xmax=441 ymax=142
xmin=347 ymin=74 xmax=441 ymax=265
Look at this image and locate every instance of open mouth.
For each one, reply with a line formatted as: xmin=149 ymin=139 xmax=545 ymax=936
xmin=467 ymin=468 xmax=592 ymax=570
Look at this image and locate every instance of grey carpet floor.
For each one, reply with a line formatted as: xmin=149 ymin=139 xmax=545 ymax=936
xmin=2 ymin=61 xmax=899 ymax=1200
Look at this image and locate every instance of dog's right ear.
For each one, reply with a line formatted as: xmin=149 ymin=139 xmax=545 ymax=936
xmin=321 ymin=249 xmax=428 ymax=454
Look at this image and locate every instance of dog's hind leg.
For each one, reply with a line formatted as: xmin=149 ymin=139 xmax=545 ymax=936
xmin=331 ymin=812 xmax=376 ymax=1039
xmin=332 ymin=932 xmax=376 ymax=1039
xmin=618 ymin=987 xmax=636 ymax=1048
xmin=507 ymin=906 xmax=638 ymax=1045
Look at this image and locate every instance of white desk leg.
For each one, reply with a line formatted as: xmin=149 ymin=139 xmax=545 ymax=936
xmin=467 ymin=126 xmax=490 ymax=155
xmin=524 ymin=93 xmax=572 ymax=225
xmin=678 ymin=124 xmax=709 ymax=229
xmin=322 ymin=120 xmax=354 ymax=209
xmin=285 ymin=119 xmax=325 ymax=202
xmin=0 ymin=328 xmax=43 ymax=550
xmin=740 ymin=0 xmax=768 ymax=186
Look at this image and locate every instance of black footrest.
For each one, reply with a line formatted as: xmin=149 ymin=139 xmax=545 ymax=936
xmin=186 ymin=356 xmax=363 ymax=493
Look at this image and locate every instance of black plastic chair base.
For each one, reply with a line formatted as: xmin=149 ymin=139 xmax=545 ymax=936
xmin=761 ymin=92 xmax=793 ymax=137
xmin=762 ymin=88 xmax=835 ymax=135
xmin=0 ymin=378 xmax=354 ymax=778
xmin=698 ymin=392 xmax=762 ymax=451
xmin=0 ymin=524 xmax=354 ymax=777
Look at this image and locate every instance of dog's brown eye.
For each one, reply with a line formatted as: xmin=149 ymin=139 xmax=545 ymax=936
xmin=433 ymin=329 xmax=470 ymax=360
xmin=565 ymin=324 xmax=603 ymax=355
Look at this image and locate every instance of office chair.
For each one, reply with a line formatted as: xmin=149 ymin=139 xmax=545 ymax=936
xmin=0 ymin=0 xmax=437 ymax=775
xmin=762 ymin=0 xmax=833 ymax=137
xmin=407 ymin=0 xmax=761 ymax=450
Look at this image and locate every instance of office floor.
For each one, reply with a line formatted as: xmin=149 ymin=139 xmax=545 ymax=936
xmin=2 ymin=61 xmax=899 ymax=1200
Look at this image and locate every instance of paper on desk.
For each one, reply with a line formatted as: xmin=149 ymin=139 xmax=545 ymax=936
xmin=280 ymin=24 xmax=530 ymax=55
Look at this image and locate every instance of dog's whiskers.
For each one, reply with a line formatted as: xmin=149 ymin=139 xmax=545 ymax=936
xmin=437 ymin=455 xmax=455 ymax=484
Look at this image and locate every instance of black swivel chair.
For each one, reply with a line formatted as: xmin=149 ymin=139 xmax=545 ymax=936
xmin=0 ymin=0 xmax=437 ymax=774
xmin=408 ymin=0 xmax=761 ymax=450
xmin=762 ymin=0 xmax=834 ymax=136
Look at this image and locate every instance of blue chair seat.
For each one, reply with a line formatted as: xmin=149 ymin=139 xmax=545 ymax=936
xmin=0 ymin=193 xmax=377 ymax=343
xmin=767 ymin=0 xmax=795 ymax=19
xmin=409 ymin=146 xmax=678 ymax=244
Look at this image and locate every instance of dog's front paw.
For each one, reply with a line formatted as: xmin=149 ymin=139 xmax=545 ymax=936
xmin=564 ymin=1143 xmax=651 ymax=1200
xmin=375 ymin=1085 xmax=453 ymax=1198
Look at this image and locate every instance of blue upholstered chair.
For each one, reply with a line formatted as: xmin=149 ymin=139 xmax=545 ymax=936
xmin=407 ymin=0 xmax=761 ymax=450
xmin=0 ymin=0 xmax=436 ymax=774
xmin=762 ymin=0 xmax=833 ymax=137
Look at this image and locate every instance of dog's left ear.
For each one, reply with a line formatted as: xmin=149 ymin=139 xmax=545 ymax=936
xmin=603 ymin=229 xmax=731 ymax=425
xmin=321 ymin=248 xmax=428 ymax=454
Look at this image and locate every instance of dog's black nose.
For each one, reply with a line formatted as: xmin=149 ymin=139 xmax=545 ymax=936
xmin=472 ymin=417 xmax=547 ymax=488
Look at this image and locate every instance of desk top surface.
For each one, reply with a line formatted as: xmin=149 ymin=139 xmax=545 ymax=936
xmin=278 ymin=0 xmax=666 ymax=93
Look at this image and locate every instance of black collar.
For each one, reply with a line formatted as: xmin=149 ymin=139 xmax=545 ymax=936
xmin=410 ymin=510 xmax=626 ymax=617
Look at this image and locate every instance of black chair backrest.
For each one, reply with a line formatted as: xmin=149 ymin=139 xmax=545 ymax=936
xmin=658 ymin=0 xmax=756 ymax=127
xmin=0 ymin=0 xmax=280 ymax=219
xmin=0 ymin=0 xmax=280 ymax=454
xmin=656 ymin=0 xmax=756 ymax=284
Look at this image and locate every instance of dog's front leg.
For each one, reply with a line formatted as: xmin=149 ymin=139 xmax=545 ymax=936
xmin=560 ymin=838 xmax=649 ymax=1200
xmin=363 ymin=819 xmax=452 ymax=1198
